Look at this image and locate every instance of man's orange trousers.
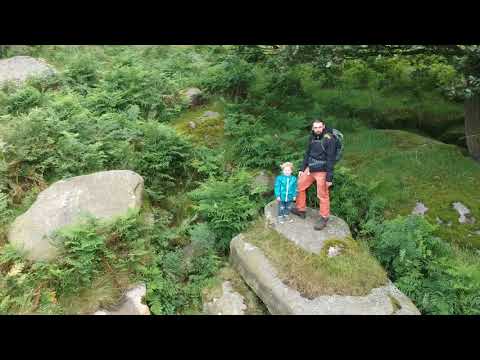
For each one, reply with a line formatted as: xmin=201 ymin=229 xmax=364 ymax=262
xmin=295 ymin=170 xmax=330 ymax=218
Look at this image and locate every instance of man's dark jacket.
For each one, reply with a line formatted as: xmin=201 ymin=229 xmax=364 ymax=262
xmin=301 ymin=127 xmax=336 ymax=182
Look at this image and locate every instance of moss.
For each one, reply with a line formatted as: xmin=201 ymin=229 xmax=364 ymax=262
xmin=173 ymin=100 xmax=225 ymax=148
xmin=343 ymin=129 xmax=480 ymax=249
xmin=244 ymin=219 xmax=388 ymax=298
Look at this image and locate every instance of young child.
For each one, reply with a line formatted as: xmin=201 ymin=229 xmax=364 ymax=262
xmin=274 ymin=162 xmax=298 ymax=224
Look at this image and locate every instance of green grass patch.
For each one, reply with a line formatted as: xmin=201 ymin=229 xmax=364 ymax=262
xmin=243 ymin=219 xmax=388 ymax=298
xmin=343 ymin=129 xmax=480 ymax=249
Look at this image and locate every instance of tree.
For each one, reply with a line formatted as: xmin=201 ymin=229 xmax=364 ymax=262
xmin=260 ymin=45 xmax=480 ymax=161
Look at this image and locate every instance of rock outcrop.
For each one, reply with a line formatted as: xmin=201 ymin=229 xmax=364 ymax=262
xmin=8 ymin=170 xmax=144 ymax=261
xmin=93 ymin=284 xmax=150 ymax=315
xmin=0 ymin=56 xmax=57 ymax=86
xmin=229 ymin=201 xmax=421 ymax=315
xmin=180 ymin=87 xmax=204 ymax=107
xmin=203 ymin=281 xmax=247 ymax=315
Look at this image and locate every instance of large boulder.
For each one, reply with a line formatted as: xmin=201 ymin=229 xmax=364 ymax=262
xmin=230 ymin=234 xmax=420 ymax=315
xmin=229 ymin=201 xmax=420 ymax=315
xmin=93 ymin=284 xmax=150 ymax=315
xmin=0 ymin=56 xmax=57 ymax=86
xmin=180 ymin=87 xmax=205 ymax=107
xmin=8 ymin=170 xmax=144 ymax=261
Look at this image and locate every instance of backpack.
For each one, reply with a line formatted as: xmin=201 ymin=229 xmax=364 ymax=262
xmin=320 ymin=129 xmax=344 ymax=163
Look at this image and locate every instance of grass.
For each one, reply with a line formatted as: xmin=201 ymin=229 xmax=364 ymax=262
xmin=343 ymin=128 xmax=480 ymax=249
xmin=243 ymin=219 xmax=388 ymax=298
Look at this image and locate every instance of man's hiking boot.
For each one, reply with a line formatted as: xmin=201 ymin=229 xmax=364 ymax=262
xmin=314 ymin=216 xmax=329 ymax=231
xmin=290 ymin=207 xmax=306 ymax=219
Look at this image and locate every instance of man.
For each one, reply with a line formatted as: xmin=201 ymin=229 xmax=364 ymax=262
xmin=290 ymin=119 xmax=336 ymax=230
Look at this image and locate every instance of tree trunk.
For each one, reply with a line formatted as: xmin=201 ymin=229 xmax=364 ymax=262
xmin=465 ymin=94 xmax=480 ymax=162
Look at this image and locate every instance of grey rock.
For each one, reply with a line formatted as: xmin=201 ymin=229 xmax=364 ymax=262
xmin=203 ymin=281 xmax=247 ymax=315
xmin=327 ymin=245 xmax=343 ymax=257
xmin=412 ymin=202 xmax=428 ymax=216
xmin=181 ymin=87 xmax=204 ymax=107
xmin=264 ymin=201 xmax=351 ymax=254
xmin=93 ymin=284 xmax=150 ymax=315
xmin=230 ymin=233 xmax=420 ymax=315
xmin=0 ymin=56 xmax=57 ymax=86
xmin=195 ymin=111 xmax=221 ymax=125
xmin=8 ymin=170 xmax=144 ymax=261
xmin=201 ymin=111 xmax=220 ymax=119
xmin=452 ymin=202 xmax=475 ymax=224
xmin=188 ymin=121 xmax=197 ymax=129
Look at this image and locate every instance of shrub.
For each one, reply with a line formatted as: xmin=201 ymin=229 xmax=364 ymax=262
xmin=200 ymin=56 xmax=255 ymax=99
xmin=6 ymin=86 xmax=43 ymax=114
xmin=365 ymin=215 xmax=480 ymax=314
xmin=189 ymin=170 xmax=266 ymax=253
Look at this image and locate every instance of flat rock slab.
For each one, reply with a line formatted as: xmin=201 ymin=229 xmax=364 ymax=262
xmin=203 ymin=281 xmax=247 ymax=315
xmin=8 ymin=170 xmax=144 ymax=261
xmin=93 ymin=284 xmax=150 ymax=315
xmin=264 ymin=201 xmax=351 ymax=254
xmin=230 ymin=234 xmax=420 ymax=315
xmin=0 ymin=56 xmax=56 ymax=86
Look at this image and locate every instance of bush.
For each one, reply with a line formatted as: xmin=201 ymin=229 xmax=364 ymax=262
xmin=365 ymin=215 xmax=480 ymax=314
xmin=189 ymin=170 xmax=266 ymax=253
xmin=200 ymin=56 xmax=255 ymax=99
xmin=127 ymin=123 xmax=193 ymax=201
xmin=6 ymin=86 xmax=43 ymax=114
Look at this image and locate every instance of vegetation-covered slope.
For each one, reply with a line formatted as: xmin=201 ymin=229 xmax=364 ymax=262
xmin=0 ymin=45 xmax=479 ymax=315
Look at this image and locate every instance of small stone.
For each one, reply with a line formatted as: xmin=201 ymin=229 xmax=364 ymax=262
xmin=188 ymin=121 xmax=196 ymax=129
xmin=412 ymin=202 xmax=428 ymax=216
xmin=327 ymin=245 xmax=342 ymax=257
xmin=452 ymin=202 xmax=475 ymax=224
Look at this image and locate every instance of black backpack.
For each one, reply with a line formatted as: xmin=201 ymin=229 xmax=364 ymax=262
xmin=320 ymin=129 xmax=344 ymax=163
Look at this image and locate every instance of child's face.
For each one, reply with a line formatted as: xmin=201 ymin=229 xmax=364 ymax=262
xmin=283 ymin=167 xmax=292 ymax=176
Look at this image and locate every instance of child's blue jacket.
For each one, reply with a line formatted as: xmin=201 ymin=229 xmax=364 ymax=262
xmin=274 ymin=175 xmax=298 ymax=202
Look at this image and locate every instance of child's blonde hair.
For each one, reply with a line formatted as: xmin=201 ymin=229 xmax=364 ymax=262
xmin=280 ymin=162 xmax=294 ymax=171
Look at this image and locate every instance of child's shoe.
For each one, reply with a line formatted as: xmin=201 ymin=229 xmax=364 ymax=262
xmin=278 ymin=216 xmax=285 ymax=224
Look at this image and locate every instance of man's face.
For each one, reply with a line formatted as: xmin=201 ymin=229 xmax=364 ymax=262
xmin=312 ymin=122 xmax=325 ymax=135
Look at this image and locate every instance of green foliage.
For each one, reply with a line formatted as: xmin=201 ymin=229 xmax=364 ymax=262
xmin=189 ymin=170 xmax=266 ymax=253
xmin=365 ymin=215 xmax=480 ymax=314
xmin=6 ymin=86 xmax=43 ymax=114
xmin=0 ymin=210 xmax=151 ymax=314
xmin=200 ymin=56 xmax=255 ymax=99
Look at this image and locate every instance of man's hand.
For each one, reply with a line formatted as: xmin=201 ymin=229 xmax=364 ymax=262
xmin=299 ymin=168 xmax=310 ymax=177
xmin=276 ymin=197 xmax=281 ymax=202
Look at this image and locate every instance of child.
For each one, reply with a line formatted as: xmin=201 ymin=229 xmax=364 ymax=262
xmin=274 ymin=162 xmax=298 ymax=224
